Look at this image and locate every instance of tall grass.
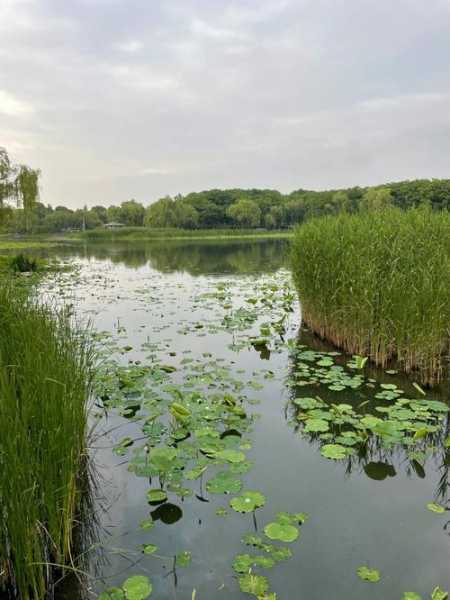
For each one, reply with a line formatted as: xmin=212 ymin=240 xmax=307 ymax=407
xmin=0 ymin=283 xmax=93 ymax=599
xmin=291 ymin=207 xmax=450 ymax=384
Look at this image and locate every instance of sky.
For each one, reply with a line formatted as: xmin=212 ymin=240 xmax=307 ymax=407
xmin=1 ymin=0 xmax=450 ymax=209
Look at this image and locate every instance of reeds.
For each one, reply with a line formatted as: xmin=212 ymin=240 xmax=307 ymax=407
xmin=0 ymin=283 xmax=93 ymax=599
xmin=291 ymin=207 xmax=450 ymax=384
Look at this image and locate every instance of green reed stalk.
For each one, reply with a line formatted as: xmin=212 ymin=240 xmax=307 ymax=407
xmin=291 ymin=207 xmax=450 ymax=384
xmin=0 ymin=283 xmax=93 ymax=599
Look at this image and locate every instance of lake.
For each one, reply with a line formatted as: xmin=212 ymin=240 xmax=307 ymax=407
xmin=39 ymin=239 xmax=450 ymax=600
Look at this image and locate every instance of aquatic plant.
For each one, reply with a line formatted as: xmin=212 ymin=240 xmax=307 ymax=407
xmin=0 ymin=283 xmax=93 ymax=599
xmin=8 ymin=253 xmax=38 ymax=272
xmin=292 ymin=207 xmax=450 ymax=384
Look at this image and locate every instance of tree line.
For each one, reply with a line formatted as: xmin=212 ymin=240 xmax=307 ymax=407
xmin=2 ymin=147 xmax=450 ymax=233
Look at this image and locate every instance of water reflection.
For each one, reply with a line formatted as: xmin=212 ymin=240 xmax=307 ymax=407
xmin=48 ymin=239 xmax=289 ymax=275
xmin=289 ymin=326 xmax=450 ymax=506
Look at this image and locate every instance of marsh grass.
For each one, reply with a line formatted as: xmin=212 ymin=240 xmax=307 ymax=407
xmin=0 ymin=283 xmax=93 ymax=599
xmin=292 ymin=207 xmax=450 ymax=384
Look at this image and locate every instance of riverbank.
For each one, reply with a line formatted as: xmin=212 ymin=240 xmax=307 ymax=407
xmin=76 ymin=227 xmax=293 ymax=242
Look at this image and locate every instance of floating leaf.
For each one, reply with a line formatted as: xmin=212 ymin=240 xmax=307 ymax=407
xmin=320 ymin=444 xmax=348 ymax=460
xmin=427 ymin=503 xmax=445 ymax=514
xmin=142 ymin=544 xmax=158 ymax=555
xmin=176 ymin=551 xmax=191 ymax=567
xmin=139 ymin=518 xmax=154 ymax=531
xmin=264 ymin=522 xmax=298 ymax=542
xmin=356 ymin=566 xmax=380 ymax=582
xmin=207 ymin=471 xmax=242 ymax=494
xmin=216 ymin=449 xmax=246 ymax=463
xmin=239 ymin=573 xmax=269 ymax=596
xmin=122 ymin=575 xmax=153 ymax=599
xmin=304 ymin=418 xmax=329 ymax=433
xmin=402 ymin=593 xmax=422 ymax=600
xmin=147 ymin=489 xmax=167 ymax=503
xmin=431 ymin=588 xmax=448 ymax=600
xmin=185 ymin=465 xmax=208 ymax=480
xmin=230 ymin=491 xmax=266 ymax=513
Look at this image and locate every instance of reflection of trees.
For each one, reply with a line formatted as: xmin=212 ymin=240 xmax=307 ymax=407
xmin=288 ymin=327 xmax=450 ymax=504
xmin=51 ymin=239 xmax=289 ymax=275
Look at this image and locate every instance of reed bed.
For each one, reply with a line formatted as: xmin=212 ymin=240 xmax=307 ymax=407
xmin=0 ymin=283 xmax=93 ymax=599
xmin=291 ymin=207 xmax=450 ymax=384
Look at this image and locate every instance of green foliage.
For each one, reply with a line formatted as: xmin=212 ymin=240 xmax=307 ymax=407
xmin=292 ymin=207 xmax=450 ymax=384
xmin=356 ymin=566 xmax=381 ymax=582
xmin=8 ymin=253 xmax=38 ymax=273
xmin=227 ymin=199 xmax=261 ymax=228
xmin=0 ymin=283 xmax=93 ymax=599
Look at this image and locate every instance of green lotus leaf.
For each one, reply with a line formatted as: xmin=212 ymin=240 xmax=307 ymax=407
xmin=230 ymin=491 xmax=266 ymax=513
xmin=402 ymin=593 xmax=422 ymax=600
xmin=427 ymin=503 xmax=446 ymax=514
xmin=147 ymin=489 xmax=167 ymax=503
xmin=185 ymin=465 xmax=208 ymax=480
xmin=149 ymin=447 xmax=177 ymax=472
xmin=264 ymin=521 xmax=298 ymax=542
xmin=293 ymin=397 xmax=320 ymax=410
xmin=176 ymin=551 xmax=191 ymax=567
xmin=139 ymin=518 xmax=154 ymax=531
xmin=142 ymin=544 xmax=158 ymax=555
xmin=320 ymin=444 xmax=348 ymax=460
xmin=122 ymin=575 xmax=153 ymax=599
xmin=207 ymin=471 xmax=242 ymax=494
xmin=216 ymin=449 xmax=246 ymax=463
xmin=431 ymin=587 xmax=448 ymax=600
xmin=304 ymin=418 xmax=329 ymax=433
xmin=356 ymin=566 xmax=380 ymax=582
xmin=239 ymin=574 xmax=269 ymax=596
xmin=232 ymin=552 xmax=275 ymax=574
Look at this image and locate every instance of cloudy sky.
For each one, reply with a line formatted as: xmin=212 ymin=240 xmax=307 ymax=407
xmin=1 ymin=0 xmax=450 ymax=208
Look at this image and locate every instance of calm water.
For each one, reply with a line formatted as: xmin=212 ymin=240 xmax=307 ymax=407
xmin=39 ymin=239 xmax=450 ymax=600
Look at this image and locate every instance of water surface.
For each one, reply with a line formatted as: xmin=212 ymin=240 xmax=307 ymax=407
xmin=40 ymin=239 xmax=450 ymax=600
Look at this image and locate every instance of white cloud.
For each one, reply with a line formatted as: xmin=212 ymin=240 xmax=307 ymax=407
xmin=0 ymin=90 xmax=34 ymax=116
xmin=116 ymin=40 xmax=144 ymax=54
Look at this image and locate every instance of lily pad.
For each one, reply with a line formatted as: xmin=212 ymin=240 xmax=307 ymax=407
xmin=122 ymin=575 xmax=153 ymax=599
xmin=356 ymin=566 xmax=380 ymax=582
xmin=176 ymin=551 xmax=191 ymax=567
xmin=206 ymin=471 xmax=242 ymax=494
xmin=216 ymin=449 xmax=246 ymax=464
xmin=230 ymin=491 xmax=266 ymax=513
xmin=427 ymin=503 xmax=446 ymax=514
xmin=147 ymin=489 xmax=167 ymax=503
xmin=431 ymin=588 xmax=448 ymax=600
xmin=305 ymin=418 xmax=329 ymax=433
xmin=239 ymin=573 xmax=269 ymax=596
xmin=320 ymin=444 xmax=348 ymax=460
xmin=264 ymin=521 xmax=299 ymax=542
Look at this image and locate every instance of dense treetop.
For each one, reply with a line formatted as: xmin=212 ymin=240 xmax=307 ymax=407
xmin=1 ymin=149 xmax=450 ymax=233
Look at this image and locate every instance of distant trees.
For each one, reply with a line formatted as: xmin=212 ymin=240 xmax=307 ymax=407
xmin=2 ymin=146 xmax=450 ymax=235
xmin=360 ymin=188 xmax=393 ymax=212
xmin=0 ymin=148 xmax=40 ymax=231
xmin=227 ymin=199 xmax=261 ymax=228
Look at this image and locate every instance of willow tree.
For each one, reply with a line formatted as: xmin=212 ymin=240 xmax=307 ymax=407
xmin=0 ymin=147 xmax=40 ymax=231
